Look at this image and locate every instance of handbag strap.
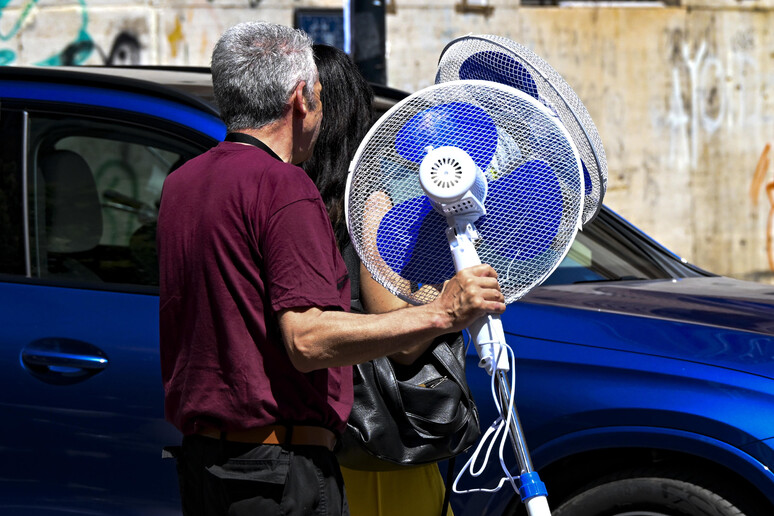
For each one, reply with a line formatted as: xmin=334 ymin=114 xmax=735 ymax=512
xmin=372 ymin=337 xmax=472 ymax=417
xmin=372 ymin=357 xmax=405 ymax=412
xmin=431 ymin=339 xmax=472 ymax=397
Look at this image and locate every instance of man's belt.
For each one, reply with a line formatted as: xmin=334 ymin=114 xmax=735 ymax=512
xmin=196 ymin=424 xmax=336 ymax=451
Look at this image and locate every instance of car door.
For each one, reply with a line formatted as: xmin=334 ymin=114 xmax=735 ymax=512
xmin=0 ymin=104 xmax=212 ymax=515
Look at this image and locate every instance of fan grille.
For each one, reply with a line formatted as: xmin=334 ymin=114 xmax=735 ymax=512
xmin=346 ymin=81 xmax=583 ymax=306
xmin=436 ymin=34 xmax=607 ymax=226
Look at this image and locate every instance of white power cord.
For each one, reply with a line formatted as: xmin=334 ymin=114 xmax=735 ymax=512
xmin=453 ymin=337 xmax=519 ymax=495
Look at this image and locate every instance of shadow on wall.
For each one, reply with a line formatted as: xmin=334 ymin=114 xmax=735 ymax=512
xmin=0 ymin=0 xmax=141 ymax=66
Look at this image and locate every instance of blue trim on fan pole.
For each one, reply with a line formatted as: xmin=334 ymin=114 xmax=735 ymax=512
xmin=518 ymin=471 xmax=549 ymax=501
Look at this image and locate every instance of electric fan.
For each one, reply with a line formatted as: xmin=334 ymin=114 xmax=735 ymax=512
xmin=435 ymin=34 xmax=607 ymax=226
xmin=345 ymin=79 xmax=585 ymax=516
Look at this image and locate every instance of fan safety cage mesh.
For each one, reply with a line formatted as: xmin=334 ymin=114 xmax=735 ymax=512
xmin=436 ymin=34 xmax=607 ymax=226
xmin=346 ymin=80 xmax=583 ymax=306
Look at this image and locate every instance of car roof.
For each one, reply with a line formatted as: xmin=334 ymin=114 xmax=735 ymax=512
xmin=0 ymin=65 xmax=408 ymax=119
xmin=0 ymin=65 xmax=220 ymax=116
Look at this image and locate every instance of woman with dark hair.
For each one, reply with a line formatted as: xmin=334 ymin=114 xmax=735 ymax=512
xmin=303 ymin=44 xmax=454 ymax=515
xmin=303 ymin=44 xmax=373 ymax=252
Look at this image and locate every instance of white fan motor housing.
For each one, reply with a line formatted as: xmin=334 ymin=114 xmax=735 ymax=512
xmin=419 ymin=146 xmax=488 ymax=219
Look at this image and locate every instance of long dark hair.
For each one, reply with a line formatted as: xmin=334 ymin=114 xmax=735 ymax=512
xmin=304 ymin=44 xmax=374 ymax=251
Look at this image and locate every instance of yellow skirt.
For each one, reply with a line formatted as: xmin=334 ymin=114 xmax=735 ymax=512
xmin=341 ymin=463 xmax=453 ymax=516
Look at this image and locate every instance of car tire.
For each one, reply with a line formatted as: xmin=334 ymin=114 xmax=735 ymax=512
xmin=551 ymin=469 xmax=745 ymax=516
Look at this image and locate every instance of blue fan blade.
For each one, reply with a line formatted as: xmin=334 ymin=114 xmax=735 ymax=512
xmin=459 ymin=51 xmax=539 ymax=100
xmin=376 ymin=196 xmax=455 ymax=285
xmin=478 ymin=160 xmax=562 ymax=260
xmin=395 ymin=102 xmax=498 ymax=173
xmin=582 ymin=160 xmax=592 ymax=196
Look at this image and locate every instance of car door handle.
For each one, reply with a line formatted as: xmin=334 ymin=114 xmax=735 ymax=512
xmin=22 ymin=349 xmax=108 ymax=370
xmin=21 ymin=338 xmax=109 ymax=385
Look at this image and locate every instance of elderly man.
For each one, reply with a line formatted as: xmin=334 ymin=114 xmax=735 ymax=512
xmin=157 ymin=21 xmax=504 ymax=516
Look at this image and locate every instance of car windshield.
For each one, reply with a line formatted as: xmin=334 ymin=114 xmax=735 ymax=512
xmin=541 ymin=209 xmax=707 ymax=286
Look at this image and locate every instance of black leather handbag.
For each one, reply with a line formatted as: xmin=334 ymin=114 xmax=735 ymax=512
xmin=335 ymin=331 xmax=481 ymax=471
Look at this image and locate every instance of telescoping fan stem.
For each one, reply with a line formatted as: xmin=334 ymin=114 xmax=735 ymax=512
xmin=496 ymin=370 xmax=550 ymax=516
xmin=496 ymin=370 xmax=533 ymax=474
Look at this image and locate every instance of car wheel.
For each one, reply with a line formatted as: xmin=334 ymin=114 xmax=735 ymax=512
xmin=551 ymin=469 xmax=745 ymax=516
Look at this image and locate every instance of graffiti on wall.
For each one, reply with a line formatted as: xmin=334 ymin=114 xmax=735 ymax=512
xmin=662 ymin=28 xmax=767 ymax=170
xmin=0 ymin=0 xmax=141 ymax=65
xmin=751 ymin=143 xmax=774 ymax=271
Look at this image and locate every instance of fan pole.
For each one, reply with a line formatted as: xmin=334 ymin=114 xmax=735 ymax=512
xmin=496 ymin=370 xmax=532 ymax=472
xmin=496 ymin=371 xmax=551 ymax=516
xmin=448 ymin=227 xmax=551 ymax=516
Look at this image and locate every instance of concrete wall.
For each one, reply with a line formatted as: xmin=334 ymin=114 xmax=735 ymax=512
xmin=2 ymin=0 xmax=773 ymax=282
xmin=387 ymin=1 xmax=774 ymax=283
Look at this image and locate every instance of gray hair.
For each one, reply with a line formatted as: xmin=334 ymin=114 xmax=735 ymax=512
xmin=211 ymin=21 xmax=318 ymax=131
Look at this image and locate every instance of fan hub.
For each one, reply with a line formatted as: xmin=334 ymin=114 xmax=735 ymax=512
xmin=419 ymin=146 xmax=486 ymax=206
xmin=429 ymin=157 xmax=463 ymax=189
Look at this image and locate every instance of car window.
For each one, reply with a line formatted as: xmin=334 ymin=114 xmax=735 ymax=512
xmin=0 ymin=109 xmax=205 ymax=289
xmin=0 ymin=110 xmax=25 ymax=278
xmin=541 ymin=215 xmax=674 ymax=285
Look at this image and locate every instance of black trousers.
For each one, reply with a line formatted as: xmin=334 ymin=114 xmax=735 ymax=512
xmin=171 ymin=435 xmax=350 ymax=516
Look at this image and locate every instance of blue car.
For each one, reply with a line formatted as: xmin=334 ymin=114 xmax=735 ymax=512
xmin=1 ymin=66 xmax=773 ymax=516
xmin=456 ymin=209 xmax=774 ymax=516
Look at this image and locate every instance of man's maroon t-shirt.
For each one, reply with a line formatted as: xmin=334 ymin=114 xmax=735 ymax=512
xmin=157 ymin=141 xmax=352 ymax=435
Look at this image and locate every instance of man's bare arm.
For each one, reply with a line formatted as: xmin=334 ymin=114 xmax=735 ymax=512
xmin=277 ymin=264 xmax=505 ymax=372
